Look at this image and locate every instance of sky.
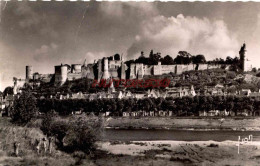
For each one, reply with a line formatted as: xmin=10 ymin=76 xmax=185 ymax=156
xmin=1 ymin=1 xmax=260 ymax=91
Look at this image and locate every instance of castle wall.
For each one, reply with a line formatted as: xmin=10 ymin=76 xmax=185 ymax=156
xmin=156 ymin=65 xmax=176 ymax=75
xmin=109 ymin=60 xmax=122 ymax=69
xmin=208 ymin=64 xmax=221 ymax=69
xmin=144 ymin=65 xmax=153 ymax=75
xmin=136 ymin=64 xmax=144 ymax=79
xmin=82 ymin=64 xmax=95 ymax=79
xmin=71 ymin=64 xmax=81 ymax=73
xmin=198 ymin=64 xmax=208 ymax=70
xmin=120 ymin=62 xmax=126 ymax=80
xmin=97 ymin=60 xmax=102 ymax=80
xmin=187 ymin=64 xmax=195 ymax=71
xmin=108 ymin=68 xmax=119 ymax=78
xmin=182 ymin=65 xmax=187 ymax=72
xmin=175 ymin=65 xmax=183 ymax=74
xmin=130 ymin=64 xmax=136 ymax=79
xmin=153 ymin=65 xmax=161 ymax=75
xmin=130 ymin=63 xmax=144 ymax=79
xmin=67 ymin=73 xmax=82 ymax=81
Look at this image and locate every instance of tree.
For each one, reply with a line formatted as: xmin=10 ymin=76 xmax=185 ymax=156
xmin=10 ymin=91 xmax=38 ymax=125
xmin=192 ymin=55 xmax=206 ymax=64
xmin=174 ymin=51 xmax=192 ymax=64
xmin=148 ymin=50 xmax=161 ymax=65
xmin=252 ymin=68 xmax=257 ymax=73
xmin=23 ymin=83 xmax=33 ymax=92
xmin=3 ymin=86 xmax=13 ymax=98
xmin=161 ymin=55 xmax=174 ymax=65
xmin=257 ymin=72 xmax=260 ymax=77
xmin=226 ymin=56 xmax=233 ymax=64
xmin=63 ymin=117 xmax=101 ymax=154
xmin=114 ymin=54 xmax=120 ymax=60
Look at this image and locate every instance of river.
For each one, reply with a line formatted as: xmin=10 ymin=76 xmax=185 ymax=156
xmin=102 ymin=129 xmax=260 ymax=142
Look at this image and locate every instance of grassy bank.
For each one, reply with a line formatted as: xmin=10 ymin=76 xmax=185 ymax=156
xmin=0 ymin=117 xmax=78 ymax=165
xmin=105 ymin=117 xmax=260 ymax=131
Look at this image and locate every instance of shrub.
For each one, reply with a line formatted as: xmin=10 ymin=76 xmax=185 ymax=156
xmin=207 ymin=143 xmax=219 ymax=147
xmin=40 ymin=115 xmax=103 ymax=154
xmin=62 ymin=117 xmax=102 ymax=154
xmin=9 ymin=91 xmax=38 ymax=125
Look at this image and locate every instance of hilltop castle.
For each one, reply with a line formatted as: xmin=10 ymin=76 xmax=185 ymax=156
xmin=53 ymin=54 xmax=126 ymax=85
xmin=22 ymin=43 xmax=251 ymax=87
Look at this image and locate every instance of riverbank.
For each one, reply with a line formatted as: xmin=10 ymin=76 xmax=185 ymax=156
xmin=98 ymin=140 xmax=260 ymax=165
xmin=1 ymin=116 xmax=260 ymax=165
xmin=105 ymin=117 xmax=260 ymax=131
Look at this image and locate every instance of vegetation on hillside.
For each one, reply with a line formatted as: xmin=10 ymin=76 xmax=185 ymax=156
xmin=36 ymin=95 xmax=259 ymax=116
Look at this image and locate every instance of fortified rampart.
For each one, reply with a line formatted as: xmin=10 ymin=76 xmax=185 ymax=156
xmin=53 ymin=54 xmax=126 ymax=85
xmin=130 ymin=63 xmax=222 ymax=79
xmin=24 ymin=43 xmax=250 ymax=86
xmin=71 ymin=64 xmax=82 ymax=73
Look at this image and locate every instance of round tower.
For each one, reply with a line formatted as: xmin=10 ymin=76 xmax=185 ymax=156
xmin=26 ymin=66 xmax=33 ymax=80
xmin=103 ymin=58 xmax=110 ymax=79
xmin=60 ymin=65 xmax=68 ymax=84
xmin=104 ymin=58 xmax=109 ymax=71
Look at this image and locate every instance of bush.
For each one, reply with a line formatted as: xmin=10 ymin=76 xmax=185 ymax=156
xmin=62 ymin=117 xmax=102 ymax=154
xmin=207 ymin=143 xmax=219 ymax=147
xmin=9 ymin=91 xmax=38 ymax=125
xmin=41 ymin=115 xmax=103 ymax=154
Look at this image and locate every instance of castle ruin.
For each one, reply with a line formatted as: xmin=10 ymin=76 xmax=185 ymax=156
xmin=22 ymin=43 xmax=251 ymax=86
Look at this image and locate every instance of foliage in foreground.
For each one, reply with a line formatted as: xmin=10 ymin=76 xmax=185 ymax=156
xmin=9 ymin=91 xmax=38 ymax=125
xmin=41 ymin=113 xmax=103 ymax=154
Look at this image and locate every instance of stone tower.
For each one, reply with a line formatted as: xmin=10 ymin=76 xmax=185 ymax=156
xmin=102 ymin=58 xmax=110 ymax=79
xmin=60 ymin=65 xmax=68 ymax=84
xmin=54 ymin=64 xmax=67 ymax=85
xmin=26 ymin=66 xmax=33 ymax=80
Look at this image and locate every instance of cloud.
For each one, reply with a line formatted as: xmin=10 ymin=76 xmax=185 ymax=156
xmin=15 ymin=3 xmax=41 ymax=28
xmin=0 ymin=41 xmax=26 ymax=91
xmin=84 ymin=51 xmax=107 ymax=64
xmin=127 ymin=14 xmax=239 ymax=61
xmin=99 ymin=2 xmax=124 ymax=17
xmin=33 ymin=43 xmax=58 ymax=61
xmin=246 ymin=13 xmax=260 ymax=69
xmin=99 ymin=2 xmax=158 ymax=18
